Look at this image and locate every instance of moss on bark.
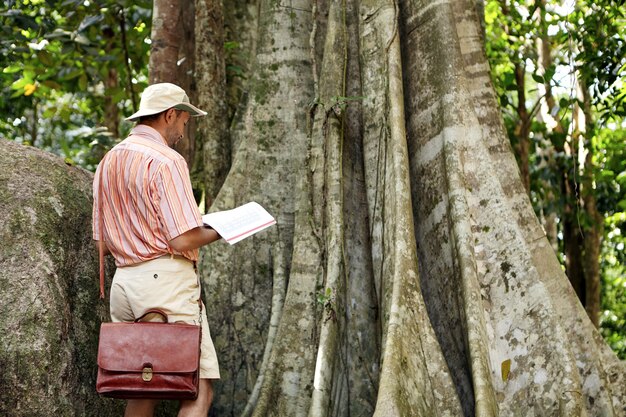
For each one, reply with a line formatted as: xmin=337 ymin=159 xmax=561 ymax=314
xmin=0 ymin=139 xmax=120 ymax=417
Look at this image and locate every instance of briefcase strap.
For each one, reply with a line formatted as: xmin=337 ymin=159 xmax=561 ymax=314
xmin=97 ymin=161 xmax=106 ymax=299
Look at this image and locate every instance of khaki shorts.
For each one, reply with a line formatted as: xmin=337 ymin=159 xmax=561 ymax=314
xmin=110 ymin=257 xmax=220 ymax=379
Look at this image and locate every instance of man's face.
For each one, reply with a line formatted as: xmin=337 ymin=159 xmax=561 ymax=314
xmin=164 ymin=110 xmax=190 ymax=147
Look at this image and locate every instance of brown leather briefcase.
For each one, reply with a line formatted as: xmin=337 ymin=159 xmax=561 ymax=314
xmin=96 ymin=309 xmax=201 ymax=400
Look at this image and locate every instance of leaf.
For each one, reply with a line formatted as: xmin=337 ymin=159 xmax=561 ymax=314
xmin=45 ymin=28 xmax=72 ymax=40
xmin=59 ymin=67 xmax=82 ymax=80
xmin=559 ymin=97 xmax=571 ymax=110
xmin=78 ymin=74 xmax=87 ymax=91
xmin=42 ymin=80 xmax=62 ymax=90
xmin=77 ymin=14 xmax=105 ymax=32
xmin=43 ymin=107 xmax=57 ymax=118
xmin=544 ymin=64 xmax=556 ymax=81
xmin=3 ymin=64 xmax=21 ymax=74
xmin=37 ymin=50 xmax=54 ymax=67
xmin=224 ymin=41 xmax=240 ymax=50
xmin=61 ymin=0 xmax=82 ymax=6
xmin=601 ymin=170 xmax=615 ymax=179
xmin=532 ymin=73 xmax=545 ymax=84
xmin=61 ymin=41 xmax=74 ymax=54
xmin=501 ymin=359 xmax=511 ymax=381
xmin=72 ymin=32 xmax=90 ymax=45
xmin=10 ymin=77 xmax=31 ymax=90
xmin=82 ymin=46 xmax=100 ymax=56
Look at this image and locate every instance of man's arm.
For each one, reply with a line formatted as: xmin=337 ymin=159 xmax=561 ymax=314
xmin=169 ymin=226 xmax=221 ymax=252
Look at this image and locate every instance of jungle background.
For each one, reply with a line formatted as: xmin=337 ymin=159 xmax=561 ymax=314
xmin=1 ymin=0 xmax=623 ymax=356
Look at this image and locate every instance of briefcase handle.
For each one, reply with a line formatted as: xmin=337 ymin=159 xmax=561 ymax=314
xmin=135 ymin=309 xmax=169 ymax=323
xmin=134 ymin=301 xmax=203 ymax=325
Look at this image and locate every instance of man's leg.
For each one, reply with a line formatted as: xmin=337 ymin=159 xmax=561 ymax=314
xmin=125 ymin=399 xmax=158 ymax=417
xmin=178 ymin=379 xmax=213 ymax=417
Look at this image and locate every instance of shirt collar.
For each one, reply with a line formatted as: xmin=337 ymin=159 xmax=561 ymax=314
xmin=130 ymin=124 xmax=168 ymax=147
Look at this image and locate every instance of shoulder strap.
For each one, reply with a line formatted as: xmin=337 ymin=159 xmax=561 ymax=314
xmin=97 ymin=163 xmax=106 ymax=299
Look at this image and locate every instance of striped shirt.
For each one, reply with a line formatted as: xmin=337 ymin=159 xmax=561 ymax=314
xmin=92 ymin=125 xmax=203 ymax=266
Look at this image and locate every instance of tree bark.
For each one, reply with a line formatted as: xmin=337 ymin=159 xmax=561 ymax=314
xmin=102 ymin=26 xmax=119 ymax=138
xmin=1 ymin=0 xmax=624 ymax=416
xmin=104 ymin=66 xmax=119 ymax=138
xmin=149 ymin=0 xmax=197 ymax=167
xmin=195 ymin=0 xmax=229 ymax=208
xmin=150 ymin=0 xmax=184 ymax=83
xmin=513 ymin=63 xmax=531 ymax=195
xmin=198 ymin=1 xmax=315 ymax=415
xmin=579 ymin=78 xmax=602 ymax=328
xmin=194 ymin=0 xmax=626 ymax=415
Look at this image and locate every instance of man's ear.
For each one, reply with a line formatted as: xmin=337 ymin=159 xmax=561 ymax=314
xmin=164 ymin=108 xmax=177 ymax=124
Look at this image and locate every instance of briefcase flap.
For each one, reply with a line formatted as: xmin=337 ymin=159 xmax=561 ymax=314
xmin=97 ymin=322 xmax=200 ymax=373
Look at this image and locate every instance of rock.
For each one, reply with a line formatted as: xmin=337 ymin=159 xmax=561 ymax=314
xmin=0 ymin=139 xmax=121 ymax=416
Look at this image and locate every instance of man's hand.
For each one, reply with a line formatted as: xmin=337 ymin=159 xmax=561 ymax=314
xmin=169 ymin=226 xmax=221 ymax=252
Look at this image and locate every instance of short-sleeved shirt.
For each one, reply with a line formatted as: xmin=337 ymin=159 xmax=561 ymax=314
xmin=92 ymin=125 xmax=203 ymax=266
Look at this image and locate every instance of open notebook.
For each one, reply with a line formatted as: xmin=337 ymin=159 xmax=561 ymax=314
xmin=202 ymin=202 xmax=276 ymax=245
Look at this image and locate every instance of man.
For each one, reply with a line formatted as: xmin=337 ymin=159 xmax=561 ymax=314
xmin=93 ymin=83 xmax=221 ymax=417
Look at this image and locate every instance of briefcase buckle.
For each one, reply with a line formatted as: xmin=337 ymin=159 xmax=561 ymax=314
xmin=142 ymin=366 xmax=153 ymax=382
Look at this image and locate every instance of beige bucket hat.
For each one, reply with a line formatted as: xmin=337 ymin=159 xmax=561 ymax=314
xmin=125 ymin=83 xmax=207 ymax=121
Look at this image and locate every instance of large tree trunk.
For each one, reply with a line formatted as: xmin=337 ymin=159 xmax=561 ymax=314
xmin=513 ymin=63 xmax=531 ymax=195
xmin=578 ymin=78 xmax=603 ymax=328
xmin=150 ymin=0 xmax=197 ymax=167
xmin=0 ymin=140 xmax=120 ymax=416
xmin=102 ymin=25 xmax=119 ymax=138
xmin=195 ymin=0 xmax=625 ymax=416
xmin=195 ymin=0 xmax=229 ymax=208
xmin=0 ymin=1 xmax=623 ymax=416
xmin=199 ymin=1 xmax=315 ymax=415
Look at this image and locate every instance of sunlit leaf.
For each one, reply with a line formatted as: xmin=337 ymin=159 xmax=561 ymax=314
xmin=72 ymin=32 xmax=90 ymax=45
xmin=3 ymin=65 xmax=22 ymax=74
xmin=501 ymin=359 xmax=511 ymax=381
xmin=45 ymin=28 xmax=72 ymax=39
xmin=10 ymin=77 xmax=32 ymax=90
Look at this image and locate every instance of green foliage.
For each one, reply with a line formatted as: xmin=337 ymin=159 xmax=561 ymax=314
xmin=485 ymin=0 xmax=626 ymax=358
xmin=566 ymin=1 xmax=626 ymax=120
xmin=0 ymin=0 xmax=152 ymax=170
xmin=601 ymin=211 xmax=626 ymax=358
xmin=316 ymin=286 xmax=337 ymax=323
xmin=595 ymin=126 xmax=626 ymax=358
